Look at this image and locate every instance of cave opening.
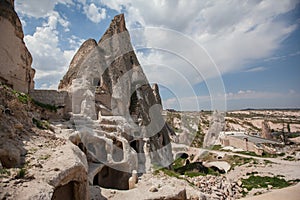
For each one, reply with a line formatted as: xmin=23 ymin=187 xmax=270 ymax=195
xmin=51 ymin=181 xmax=77 ymax=200
xmin=130 ymin=140 xmax=138 ymax=153
xmin=93 ymin=166 xmax=130 ymax=190
xmin=129 ymin=91 xmax=139 ymax=120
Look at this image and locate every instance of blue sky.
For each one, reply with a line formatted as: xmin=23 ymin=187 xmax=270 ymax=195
xmin=15 ymin=0 xmax=300 ymax=111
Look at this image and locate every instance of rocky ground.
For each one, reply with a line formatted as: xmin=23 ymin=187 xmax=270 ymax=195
xmin=1 ymin=84 xmax=300 ymax=199
xmin=0 ymin=85 xmax=88 ymax=199
xmin=163 ymin=109 xmax=300 ymax=199
xmin=164 ymin=109 xmax=300 ymax=138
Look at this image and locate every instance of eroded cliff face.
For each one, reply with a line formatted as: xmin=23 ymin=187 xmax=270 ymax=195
xmin=58 ymin=39 xmax=97 ymax=90
xmin=60 ymin=14 xmax=173 ymax=188
xmin=0 ymin=0 xmax=35 ymax=93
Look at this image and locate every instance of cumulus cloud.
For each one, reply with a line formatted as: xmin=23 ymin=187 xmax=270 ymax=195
xmin=83 ymin=3 xmax=106 ymax=23
xmin=101 ymin=0 xmax=298 ymax=82
xmin=68 ymin=35 xmax=85 ymax=49
xmin=75 ymin=1 xmax=107 ymax=23
xmin=23 ymin=11 xmax=76 ymax=88
xmin=15 ymin=1 xmax=80 ymax=89
xmin=14 ymin=0 xmax=300 ymax=107
xmin=15 ymin=0 xmax=73 ymax=18
xmin=99 ymin=0 xmax=299 ymax=110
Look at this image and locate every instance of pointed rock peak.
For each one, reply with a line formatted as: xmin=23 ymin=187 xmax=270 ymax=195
xmin=58 ymin=38 xmax=97 ymax=90
xmin=82 ymin=38 xmax=97 ymax=47
xmin=98 ymin=13 xmax=127 ymax=44
xmin=68 ymin=38 xmax=97 ymax=69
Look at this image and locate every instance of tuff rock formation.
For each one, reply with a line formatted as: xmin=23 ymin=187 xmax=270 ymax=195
xmin=262 ymin=120 xmax=272 ymax=140
xmin=60 ymin=14 xmax=173 ymax=190
xmin=0 ymin=0 xmax=35 ymax=93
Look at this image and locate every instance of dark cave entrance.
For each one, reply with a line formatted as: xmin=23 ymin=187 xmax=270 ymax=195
xmin=130 ymin=140 xmax=138 ymax=153
xmin=129 ymin=91 xmax=139 ymax=123
xmin=93 ymin=166 xmax=130 ymax=190
xmin=51 ymin=181 xmax=77 ymax=200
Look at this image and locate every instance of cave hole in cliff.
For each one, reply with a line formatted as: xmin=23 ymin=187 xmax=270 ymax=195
xmin=93 ymin=78 xmax=101 ymax=87
xmin=175 ymin=152 xmax=189 ymax=160
xmin=129 ymin=91 xmax=139 ymax=123
xmin=130 ymin=56 xmax=134 ymax=65
xmin=130 ymin=140 xmax=138 ymax=153
xmin=93 ymin=166 xmax=130 ymax=190
xmin=51 ymin=181 xmax=78 ymax=200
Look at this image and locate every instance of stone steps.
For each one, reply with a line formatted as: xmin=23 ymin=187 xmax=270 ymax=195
xmin=99 ymin=124 xmax=118 ymax=132
xmin=99 ymin=116 xmax=128 ymax=125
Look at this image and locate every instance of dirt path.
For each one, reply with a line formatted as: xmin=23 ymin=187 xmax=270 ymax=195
xmin=241 ymin=183 xmax=300 ymax=200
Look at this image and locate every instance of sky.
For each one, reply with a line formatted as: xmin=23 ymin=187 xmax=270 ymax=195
xmin=15 ymin=0 xmax=300 ymax=111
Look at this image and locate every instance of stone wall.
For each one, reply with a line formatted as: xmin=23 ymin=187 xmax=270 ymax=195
xmin=30 ymin=90 xmax=69 ymax=107
xmin=221 ymin=135 xmax=263 ymax=155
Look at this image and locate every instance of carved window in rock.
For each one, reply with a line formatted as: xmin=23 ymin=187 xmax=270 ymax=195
xmin=93 ymin=78 xmax=101 ymax=88
xmin=130 ymin=56 xmax=134 ymax=65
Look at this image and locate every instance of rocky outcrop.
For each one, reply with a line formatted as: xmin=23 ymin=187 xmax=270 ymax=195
xmin=60 ymin=13 xmax=173 ymax=189
xmin=0 ymin=0 xmax=35 ymax=93
xmin=59 ymin=39 xmax=97 ymax=90
xmin=0 ymin=141 xmax=89 ymax=200
xmin=261 ymin=120 xmax=272 ymax=140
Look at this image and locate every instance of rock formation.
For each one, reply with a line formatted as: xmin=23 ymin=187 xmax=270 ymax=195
xmin=0 ymin=0 xmax=35 ymax=93
xmin=60 ymin=14 xmax=173 ymax=190
xmin=262 ymin=120 xmax=272 ymax=140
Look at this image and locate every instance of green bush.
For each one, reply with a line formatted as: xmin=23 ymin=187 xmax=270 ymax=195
xmin=242 ymin=175 xmax=290 ymax=191
xmin=184 ymin=171 xmax=205 ymax=177
xmin=32 ymin=100 xmax=57 ymax=112
xmin=12 ymin=90 xmax=31 ymax=104
xmin=211 ymin=145 xmax=222 ymax=151
xmin=172 ymin=158 xmax=186 ymax=170
xmin=0 ymin=168 xmax=11 ymax=176
xmin=32 ymin=118 xmax=50 ymax=129
xmin=15 ymin=168 xmax=26 ymax=179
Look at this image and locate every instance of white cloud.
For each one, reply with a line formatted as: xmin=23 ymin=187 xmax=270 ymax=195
xmin=101 ymin=0 xmax=299 ymax=86
xmin=15 ymin=1 xmax=82 ymax=89
xmin=24 ymin=12 xmax=76 ymax=89
xmin=14 ymin=0 xmax=300 ymax=102
xmin=82 ymin=3 xmax=106 ymax=23
xmin=226 ymin=90 xmax=282 ymax=100
xmin=68 ymin=35 xmax=85 ymax=49
xmin=74 ymin=1 xmax=107 ymax=23
xmin=264 ymin=50 xmax=300 ymax=62
xmin=244 ymin=66 xmax=267 ymax=73
xmin=15 ymin=0 xmax=73 ymax=18
xmin=20 ymin=18 xmax=26 ymax=27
